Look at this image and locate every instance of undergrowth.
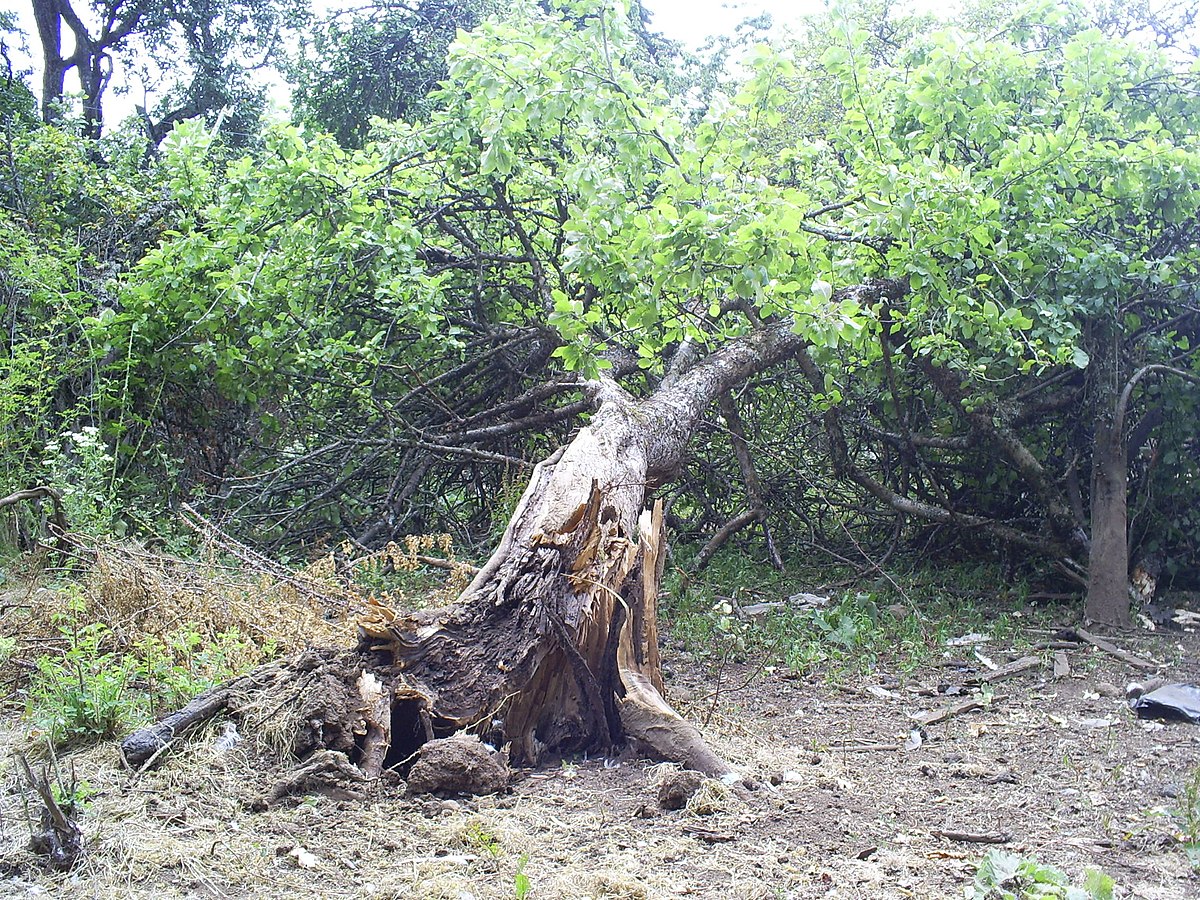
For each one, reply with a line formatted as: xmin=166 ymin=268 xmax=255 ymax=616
xmin=969 ymin=850 xmax=1114 ymax=899
xmin=661 ymin=548 xmax=1062 ymax=678
xmin=25 ymin=590 xmax=270 ymax=748
xmin=9 ymin=530 xmax=474 ymax=750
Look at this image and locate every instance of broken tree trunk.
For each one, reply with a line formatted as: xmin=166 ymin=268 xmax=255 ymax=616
xmin=124 ymin=280 xmax=907 ymax=782
xmin=354 ymin=385 xmax=735 ymax=775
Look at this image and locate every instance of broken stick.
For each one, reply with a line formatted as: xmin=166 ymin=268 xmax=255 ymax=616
xmin=910 ymin=698 xmax=986 ymax=728
xmin=931 ymin=828 xmax=1011 ymax=844
xmin=1071 ymin=628 xmax=1157 ymax=672
xmin=965 ymin=655 xmax=1041 ymax=685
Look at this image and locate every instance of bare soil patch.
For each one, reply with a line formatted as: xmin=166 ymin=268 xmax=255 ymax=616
xmin=2 ymin=617 xmax=1198 ymax=899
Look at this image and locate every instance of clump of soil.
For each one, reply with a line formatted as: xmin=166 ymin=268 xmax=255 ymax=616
xmin=658 ymin=769 xmax=702 ymax=810
xmin=407 ymin=735 xmax=511 ymax=796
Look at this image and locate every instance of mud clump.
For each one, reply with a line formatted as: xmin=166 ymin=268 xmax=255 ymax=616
xmin=658 ymin=770 xmax=703 ymax=810
xmin=406 ymin=735 xmax=510 ymax=796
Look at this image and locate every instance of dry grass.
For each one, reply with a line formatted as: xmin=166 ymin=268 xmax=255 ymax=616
xmin=1 ymin=529 xmax=474 ymax=684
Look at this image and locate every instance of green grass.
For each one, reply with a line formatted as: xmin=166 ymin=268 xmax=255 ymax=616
xmin=661 ymin=548 xmax=1065 ymax=679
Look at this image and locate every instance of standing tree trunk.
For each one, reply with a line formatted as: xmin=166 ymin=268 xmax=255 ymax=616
xmin=1085 ymin=417 xmax=1131 ymax=627
xmin=28 ymin=0 xmax=143 ymax=136
xmin=1085 ymin=364 xmax=1200 ymax=627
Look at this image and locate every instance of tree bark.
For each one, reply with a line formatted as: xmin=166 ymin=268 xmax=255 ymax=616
xmin=1085 ymin=419 xmax=1131 ymax=627
xmin=28 ymin=0 xmax=145 ymax=136
xmin=1085 ymin=364 xmax=1200 ymax=626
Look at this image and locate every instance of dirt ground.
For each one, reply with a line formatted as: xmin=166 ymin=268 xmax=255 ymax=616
xmin=2 ymin=619 xmax=1198 ymax=899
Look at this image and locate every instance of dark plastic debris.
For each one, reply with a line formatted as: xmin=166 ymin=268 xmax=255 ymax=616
xmin=1129 ymin=683 xmax=1200 ymax=724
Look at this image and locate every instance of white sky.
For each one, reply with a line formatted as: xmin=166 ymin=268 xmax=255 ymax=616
xmin=643 ymin=0 xmax=818 ymax=47
xmin=1 ymin=0 xmax=850 ymax=123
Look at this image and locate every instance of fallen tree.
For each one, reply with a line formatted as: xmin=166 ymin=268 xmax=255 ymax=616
xmin=123 ymin=280 xmax=903 ymax=780
xmin=120 ymin=0 xmax=1200 ymax=783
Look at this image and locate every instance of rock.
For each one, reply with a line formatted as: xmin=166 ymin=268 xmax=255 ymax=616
xmin=658 ymin=770 xmax=703 ymax=810
xmin=1096 ymin=681 xmax=1123 ymax=699
xmin=406 ymin=734 xmax=510 ymax=796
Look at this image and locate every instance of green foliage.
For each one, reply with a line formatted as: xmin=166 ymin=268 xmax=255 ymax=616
xmin=3 ymin=0 xmax=1199 ymax=588
xmin=292 ymin=0 xmax=501 ymax=148
xmin=663 ymin=549 xmax=1045 ymax=676
xmin=969 ymin=850 xmax=1114 ymax=900
xmin=0 ymin=113 xmax=157 ymax=535
xmin=132 ymin=625 xmax=272 ymax=717
xmin=28 ymin=616 xmax=136 ymax=748
xmin=26 ymin=593 xmax=269 ymax=748
xmin=41 ymin=427 xmax=118 ymax=536
xmin=513 ymin=854 xmax=532 ymax=900
xmin=462 ymin=820 xmax=504 ymax=857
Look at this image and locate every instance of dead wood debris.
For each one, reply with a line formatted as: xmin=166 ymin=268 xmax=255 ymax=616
xmin=911 ymin=698 xmax=990 ymax=728
xmin=17 ymin=755 xmax=83 ymax=871
xmin=1065 ymin=628 xmax=1158 ymax=671
xmin=1053 ymin=651 xmax=1070 ymax=679
xmin=964 ymin=655 xmax=1041 ymax=684
xmin=930 ymin=828 xmax=1012 ymax=844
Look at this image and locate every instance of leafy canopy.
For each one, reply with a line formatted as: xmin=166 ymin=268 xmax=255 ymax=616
xmin=118 ymin=0 xmax=1200 ymax=402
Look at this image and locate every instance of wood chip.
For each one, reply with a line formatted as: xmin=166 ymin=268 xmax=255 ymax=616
xmin=1053 ymin=651 xmax=1070 ymax=679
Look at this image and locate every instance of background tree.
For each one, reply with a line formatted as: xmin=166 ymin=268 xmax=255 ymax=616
xmin=291 ymin=0 xmax=498 ymax=148
xmin=27 ymin=0 xmax=302 ymax=142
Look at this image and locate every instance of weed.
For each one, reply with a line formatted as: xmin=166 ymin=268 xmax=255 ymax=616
xmin=133 ymin=625 xmax=268 ymax=716
xmin=1178 ymin=767 xmax=1200 ymax=871
xmin=462 ymin=820 xmax=504 ymax=858
xmin=26 ymin=590 xmax=270 ymax=748
xmin=513 ymin=854 xmax=531 ymax=900
xmin=661 ymin=549 xmax=1060 ymax=678
xmin=27 ymin=616 xmax=136 ymax=747
xmin=42 ymin=427 xmax=118 ymax=537
xmin=969 ymin=850 xmax=1114 ymax=899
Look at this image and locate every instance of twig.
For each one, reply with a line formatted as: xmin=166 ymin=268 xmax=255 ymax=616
xmin=910 ymin=697 xmax=991 ymax=728
xmin=965 ymin=655 xmax=1041 ymax=684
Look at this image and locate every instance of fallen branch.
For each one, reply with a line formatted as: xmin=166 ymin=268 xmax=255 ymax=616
xmin=828 ymin=741 xmax=900 ymax=752
xmin=911 ymin=698 xmax=987 ymax=728
xmin=121 ymin=680 xmax=240 ymax=768
xmin=0 ymin=486 xmax=70 ymax=559
xmin=931 ymin=828 xmax=1011 ymax=844
xmin=965 ymin=655 xmax=1042 ymax=684
xmin=1069 ymin=628 xmax=1157 ymax=671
